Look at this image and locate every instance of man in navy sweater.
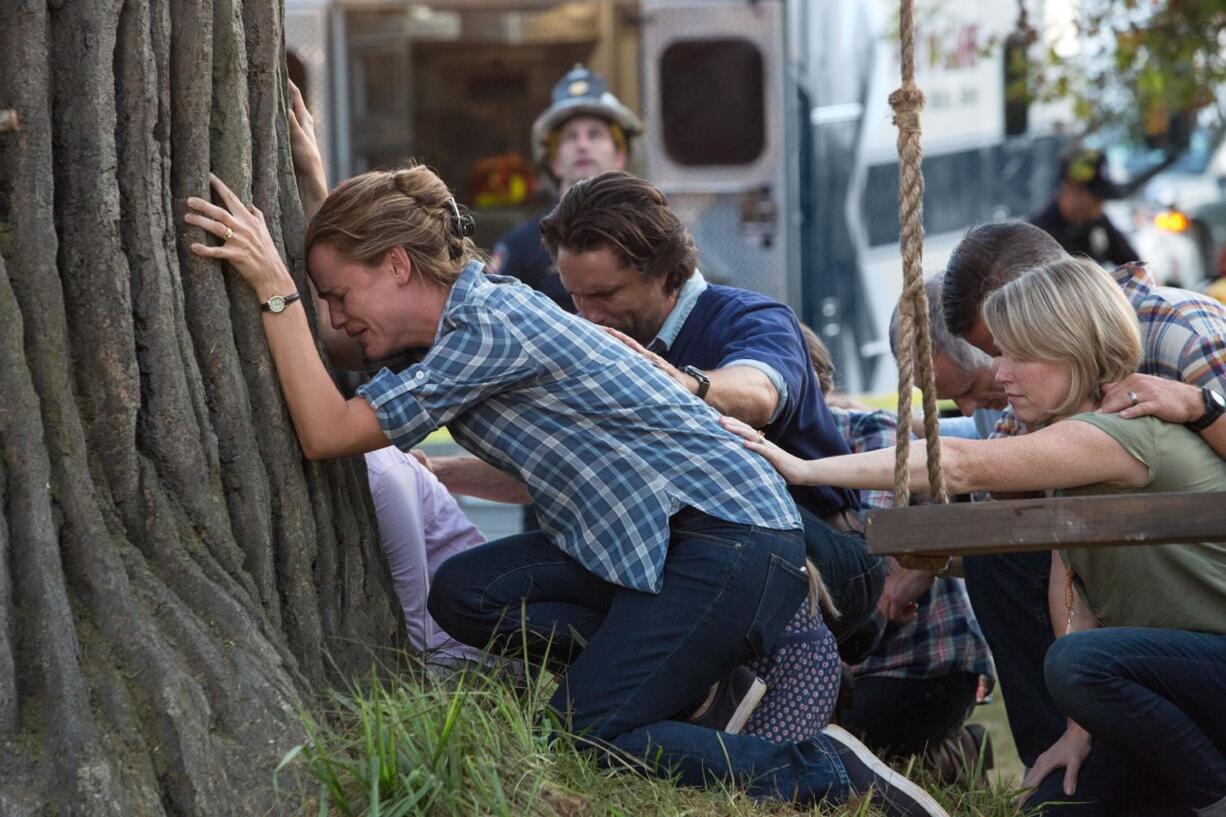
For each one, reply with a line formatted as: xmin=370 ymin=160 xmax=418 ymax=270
xmin=540 ymin=171 xmax=885 ymax=655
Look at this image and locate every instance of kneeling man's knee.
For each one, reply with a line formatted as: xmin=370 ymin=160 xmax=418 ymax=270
xmin=428 ymin=554 xmax=476 ymax=638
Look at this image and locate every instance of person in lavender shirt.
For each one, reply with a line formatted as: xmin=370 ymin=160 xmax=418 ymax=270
xmin=365 ymin=446 xmax=485 ymax=665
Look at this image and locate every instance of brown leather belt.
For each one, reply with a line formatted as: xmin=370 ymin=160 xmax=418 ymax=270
xmin=820 ymin=508 xmax=865 ymax=534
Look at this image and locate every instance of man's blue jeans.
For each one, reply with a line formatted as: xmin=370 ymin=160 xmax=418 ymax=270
xmin=840 ymin=671 xmax=979 ymax=757
xmin=613 ymin=721 xmax=852 ymax=802
xmin=428 ymin=508 xmax=851 ymax=802
xmin=962 ymin=551 xmax=1063 ymax=765
xmin=1042 ymin=627 xmax=1226 ymax=816
xmin=798 ymin=506 xmax=886 ymax=658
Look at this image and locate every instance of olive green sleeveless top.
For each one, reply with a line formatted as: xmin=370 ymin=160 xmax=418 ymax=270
xmin=1060 ymin=412 xmax=1226 ymax=634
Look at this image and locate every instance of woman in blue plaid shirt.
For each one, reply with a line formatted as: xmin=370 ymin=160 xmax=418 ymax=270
xmin=185 ymin=163 xmax=950 ymax=816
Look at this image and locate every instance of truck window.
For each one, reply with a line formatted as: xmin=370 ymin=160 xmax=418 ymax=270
xmin=660 ymin=38 xmax=765 ymax=166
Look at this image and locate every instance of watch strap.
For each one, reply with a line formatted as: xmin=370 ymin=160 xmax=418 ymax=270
xmin=1187 ymin=387 xmax=1226 ymax=432
xmin=681 ymin=365 xmax=711 ymax=400
xmin=261 ymin=292 xmax=302 ymax=313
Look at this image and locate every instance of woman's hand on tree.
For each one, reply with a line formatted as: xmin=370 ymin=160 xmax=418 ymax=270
xmin=185 ymin=174 xmax=295 ymax=302
xmin=720 ymin=415 xmax=815 ymax=484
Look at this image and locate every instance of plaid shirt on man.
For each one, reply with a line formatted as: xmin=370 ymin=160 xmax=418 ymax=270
xmin=992 ymin=262 xmax=1226 ymax=439
xmin=358 ymin=263 xmax=802 ymax=593
xmin=828 ymin=407 xmax=995 ymax=681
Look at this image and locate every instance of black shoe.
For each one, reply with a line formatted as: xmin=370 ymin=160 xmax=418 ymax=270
xmin=685 ymin=666 xmax=767 ymax=734
xmin=963 ymin=722 xmax=994 ymax=773
xmin=823 ymin=724 xmax=951 ymax=817
xmin=922 ymin=723 xmax=996 ymax=786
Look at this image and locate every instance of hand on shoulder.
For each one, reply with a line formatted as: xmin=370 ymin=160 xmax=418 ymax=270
xmin=1100 ymin=374 xmax=1203 ymax=423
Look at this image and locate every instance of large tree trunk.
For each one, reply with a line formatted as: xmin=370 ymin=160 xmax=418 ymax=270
xmin=0 ymin=1 xmax=399 ymax=814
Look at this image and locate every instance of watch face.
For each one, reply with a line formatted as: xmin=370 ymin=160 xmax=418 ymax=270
xmin=268 ymin=295 xmax=286 ymax=313
xmin=1211 ymin=389 xmax=1226 ymax=411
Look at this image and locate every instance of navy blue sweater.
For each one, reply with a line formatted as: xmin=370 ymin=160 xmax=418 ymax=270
xmin=663 ymin=284 xmax=858 ymax=517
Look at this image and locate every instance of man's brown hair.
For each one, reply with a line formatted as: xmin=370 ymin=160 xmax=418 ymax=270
xmin=942 ymin=221 xmax=1066 ymax=337
xmin=539 ymin=171 xmax=697 ymax=295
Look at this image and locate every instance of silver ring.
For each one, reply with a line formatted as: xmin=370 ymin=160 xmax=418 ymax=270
xmin=757 ymin=432 xmax=766 ymax=443
xmin=1128 ymin=391 xmax=1139 ymax=407
xmin=224 ymin=226 xmax=234 ymax=241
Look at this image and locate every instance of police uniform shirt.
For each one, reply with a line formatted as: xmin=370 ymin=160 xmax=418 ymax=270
xmin=1030 ymin=200 xmax=1141 ymax=268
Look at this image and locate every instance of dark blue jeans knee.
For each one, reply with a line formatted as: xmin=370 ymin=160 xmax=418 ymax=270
xmin=1043 ymin=628 xmax=1226 ymax=814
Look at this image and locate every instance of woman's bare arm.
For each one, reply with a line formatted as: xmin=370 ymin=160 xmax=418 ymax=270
xmin=429 ymin=455 xmax=532 ymax=504
xmin=186 ymin=176 xmax=388 ymax=460
xmin=723 ymin=415 xmax=1149 ymax=495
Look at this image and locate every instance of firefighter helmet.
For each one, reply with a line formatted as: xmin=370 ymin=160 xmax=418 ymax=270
xmin=531 ymin=64 xmax=642 ymax=176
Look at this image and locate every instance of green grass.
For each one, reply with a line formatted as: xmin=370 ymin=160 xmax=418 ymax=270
xmin=276 ymin=661 xmax=1035 ymax=817
xmin=967 ymin=694 xmax=1025 ymax=787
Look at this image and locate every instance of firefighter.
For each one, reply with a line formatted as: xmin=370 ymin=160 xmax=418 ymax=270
xmin=488 ymin=64 xmax=642 ymax=311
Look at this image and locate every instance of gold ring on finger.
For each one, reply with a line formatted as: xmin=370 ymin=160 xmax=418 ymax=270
xmin=224 ymin=226 xmax=234 ymax=241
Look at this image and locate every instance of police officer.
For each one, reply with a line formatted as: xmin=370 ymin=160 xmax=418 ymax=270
xmin=488 ymin=65 xmax=642 ymax=311
xmin=1030 ymin=148 xmax=1140 ymax=268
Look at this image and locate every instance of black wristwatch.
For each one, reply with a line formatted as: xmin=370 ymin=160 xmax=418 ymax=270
xmin=1187 ymin=386 xmax=1226 ymax=432
xmin=681 ymin=365 xmax=711 ymax=400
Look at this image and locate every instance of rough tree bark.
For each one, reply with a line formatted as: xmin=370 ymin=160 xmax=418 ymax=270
xmin=0 ymin=1 xmax=400 ymax=814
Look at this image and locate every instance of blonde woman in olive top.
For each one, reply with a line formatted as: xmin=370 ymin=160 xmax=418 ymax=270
xmin=725 ymin=257 xmax=1226 ymax=817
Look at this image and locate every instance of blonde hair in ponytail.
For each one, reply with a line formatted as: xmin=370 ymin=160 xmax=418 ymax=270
xmin=806 ymin=558 xmax=839 ymax=619
xmin=304 ymin=162 xmax=486 ymax=288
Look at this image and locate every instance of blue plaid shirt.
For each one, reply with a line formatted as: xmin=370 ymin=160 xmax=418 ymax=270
xmin=358 ymin=263 xmax=802 ymax=593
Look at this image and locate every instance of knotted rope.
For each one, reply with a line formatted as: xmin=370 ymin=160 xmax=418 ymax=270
xmin=890 ymin=0 xmax=949 ymax=567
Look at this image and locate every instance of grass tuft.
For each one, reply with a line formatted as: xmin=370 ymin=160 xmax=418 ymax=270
xmin=276 ymin=661 xmax=1036 ymax=817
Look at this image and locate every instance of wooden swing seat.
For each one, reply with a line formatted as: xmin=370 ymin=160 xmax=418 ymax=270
xmin=865 ymin=490 xmax=1226 ymax=557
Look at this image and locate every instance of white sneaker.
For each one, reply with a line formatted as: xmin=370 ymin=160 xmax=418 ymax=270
xmin=822 ymin=724 xmax=951 ymax=817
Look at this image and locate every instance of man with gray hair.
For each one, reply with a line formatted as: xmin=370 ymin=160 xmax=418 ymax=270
xmin=888 ymin=273 xmax=1007 ymax=439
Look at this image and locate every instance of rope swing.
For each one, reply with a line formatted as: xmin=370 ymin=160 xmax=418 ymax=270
xmin=889 ymin=0 xmax=949 ymax=568
xmin=867 ymin=0 xmax=1226 ymax=559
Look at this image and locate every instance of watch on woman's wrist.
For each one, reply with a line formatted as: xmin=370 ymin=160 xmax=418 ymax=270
xmin=261 ymin=292 xmax=302 ymax=314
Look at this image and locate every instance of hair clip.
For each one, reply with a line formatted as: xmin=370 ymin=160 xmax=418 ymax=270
xmin=447 ymin=198 xmax=476 ymax=238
